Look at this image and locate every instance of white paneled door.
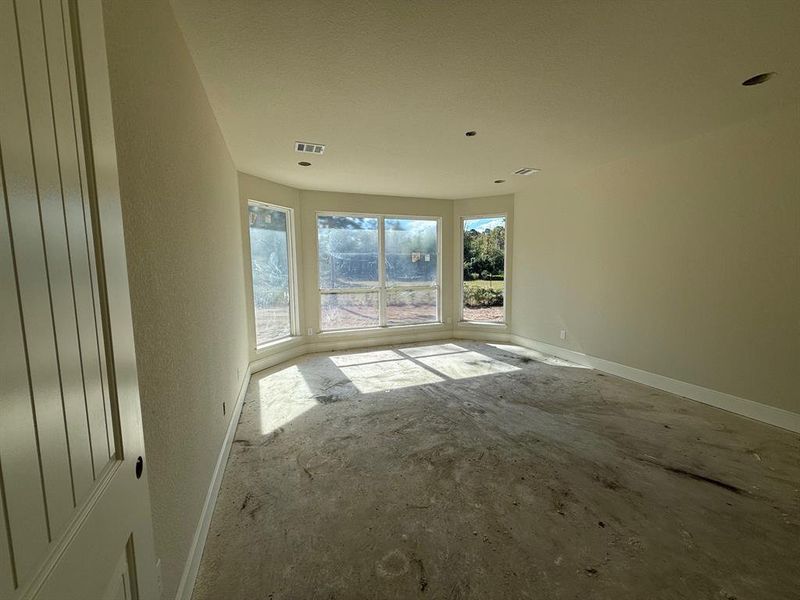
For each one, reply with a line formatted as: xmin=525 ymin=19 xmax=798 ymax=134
xmin=0 ymin=1 xmax=157 ymax=599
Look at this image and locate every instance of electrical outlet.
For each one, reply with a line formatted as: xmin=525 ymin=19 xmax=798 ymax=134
xmin=446 ymin=317 xmax=452 ymax=324
xmin=560 ymin=329 xmax=567 ymax=340
xmin=236 ymin=367 xmax=241 ymax=381
xmin=307 ymin=328 xmax=313 ymax=336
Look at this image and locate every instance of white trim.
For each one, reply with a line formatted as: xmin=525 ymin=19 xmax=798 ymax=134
xmin=174 ymin=362 xmax=252 ymax=600
xmin=507 ymin=334 xmax=800 ymax=434
xmin=178 ymin=328 xmax=799 ymax=599
xmin=456 ymin=321 xmax=508 ymax=329
xmin=250 ymin=340 xmax=315 ymax=375
xmin=255 ymin=334 xmax=301 ymax=354
xmin=305 ymin=328 xmax=452 ymax=357
xmin=315 ymin=321 xmax=446 ymax=337
xmin=252 ymin=327 xmax=454 ymax=374
xmin=378 ymin=214 xmax=386 ymax=326
xmin=453 ymin=328 xmax=510 ymax=344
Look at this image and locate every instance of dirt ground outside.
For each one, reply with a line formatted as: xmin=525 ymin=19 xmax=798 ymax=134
xmin=256 ymin=302 xmax=441 ymax=339
xmin=255 ymin=308 xmax=291 ymax=343
xmin=462 ymin=306 xmax=504 ymax=322
xmin=255 ymin=298 xmax=505 ymax=339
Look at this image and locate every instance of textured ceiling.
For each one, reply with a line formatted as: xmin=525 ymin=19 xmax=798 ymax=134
xmin=170 ymin=0 xmax=800 ymax=199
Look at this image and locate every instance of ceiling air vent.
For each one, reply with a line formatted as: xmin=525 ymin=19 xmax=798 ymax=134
xmin=513 ymin=167 xmax=540 ymax=176
xmin=295 ymin=141 xmax=326 ymax=155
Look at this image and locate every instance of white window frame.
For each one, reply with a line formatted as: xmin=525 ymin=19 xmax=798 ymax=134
xmin=247 ymin=200 xmax=300 ymax=349
xmin=459 ymin=213 xmax=508 ymax=324
xmin=316 ymin=211 xmax=442 ymax=332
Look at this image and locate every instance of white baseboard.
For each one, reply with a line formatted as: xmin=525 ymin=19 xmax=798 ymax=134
xmin=508 ymin=334 xmax=800 ymax=434
xmin=250 ymin=341 xmax=309 ymax=375
xmin=174 ymin=362 xmax=252 ymax=600
xmin=306 ymin=328 xmax=453 ymax=355
xmin=453 ymin=326 xmax=510 ymax=344
xmin=177 ymin=328 xmax=799 ymax=599
xmin=250 ymin=329 xmax=455 ymax=376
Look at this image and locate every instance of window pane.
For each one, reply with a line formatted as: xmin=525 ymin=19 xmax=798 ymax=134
xmin=386 ymin=289 xmax=437 ymax=325
xmin=317 ymin=216 xmax=379 ymax=289
xmin=249 ymin=204 xmax=292 ymax=345
xmin=462 ymin=217 xmax=505 ymax=322
xmin=385 ymin=218 xmax=438 ymax=285
xmin=321 ymin=292 xmax=379 ymax=330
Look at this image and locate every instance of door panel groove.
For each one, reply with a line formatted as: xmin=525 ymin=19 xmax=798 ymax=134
xmin=59 ymin=0 xmax=100 ymax=483
xmin=1 ymin=2 xmax=57 ymax=572
xmin=37 ymin=0 xmax=82 ymax=511
xmin=67 ymin=0 xmax=121 ymax=464
xmin=0 ymin=452 xmax=19 ymax=591
xmin=14 ymin=0 xmax=76 ymax=541
xmin=63 ymin=0 xmax=115 ymax=467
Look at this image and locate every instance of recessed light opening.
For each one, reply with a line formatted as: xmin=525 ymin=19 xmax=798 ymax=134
xmin=494 ymin=179 xmax=506 ymax=184
xmin=298 ymin=161 xmax=311 ymax=167
xmin=742 ymin=72 xmax=776 ymax=86
xmin=465 ymin=130 xmax=477 ymax=137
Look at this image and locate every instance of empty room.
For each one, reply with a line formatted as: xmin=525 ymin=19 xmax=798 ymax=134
xmin=1 ymin=0 xmax=798 ymax=599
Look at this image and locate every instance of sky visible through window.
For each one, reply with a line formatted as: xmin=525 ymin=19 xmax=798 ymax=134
xmin=464 ymin=217 xmax=505 ymax=231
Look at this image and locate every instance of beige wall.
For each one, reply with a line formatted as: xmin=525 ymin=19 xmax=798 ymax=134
xmin=512 ymin=104 xmax=800 ymax=414
xmin=104 ymin=1 xmax=250 ymax=598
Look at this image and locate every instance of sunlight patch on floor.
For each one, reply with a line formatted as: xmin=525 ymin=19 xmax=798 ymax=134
xmin=254 ymin=343 xmax=526 ymax=426
xmin=257 ymin=365 xmax=317 ymax=434
xmin=397 ymin=343 xmax=468 ymax=359
xmin=488 ymin=343 xmax=591 ymax=369
xmin=340 ymin=359 xmax=443 ymax=394
xmin=330 ymin=349 xmax=402 ymax=367
xmin=416 ymin=351 xmax=519 ymax=379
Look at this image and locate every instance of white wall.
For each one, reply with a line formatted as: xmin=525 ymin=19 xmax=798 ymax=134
xmin=103 ymin=1 xmax=250 ymax=598
xmin=512 ymin=104 xmax=800 ymax=415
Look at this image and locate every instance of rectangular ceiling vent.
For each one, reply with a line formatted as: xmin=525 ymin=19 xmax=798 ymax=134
xmin=295 ymin=141 xmax=326 ymax=155
xmin=513 ymin=167 xmax=540 ymax=176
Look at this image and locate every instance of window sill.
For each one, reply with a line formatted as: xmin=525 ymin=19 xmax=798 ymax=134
xmin=254 ymin=335 xmax=303 ymax=354
xmin=316 ymin=322 xmax=447 ymax=337
xmin=456 ymin=320 xmax=508 ymax=329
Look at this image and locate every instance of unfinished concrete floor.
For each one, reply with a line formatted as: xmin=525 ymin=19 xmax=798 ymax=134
xmin=192 ymin=340 xmax=800 ymax=600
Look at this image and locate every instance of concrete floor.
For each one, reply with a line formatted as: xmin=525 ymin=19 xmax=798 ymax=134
xmin=192 ymin=340 xmax=800 ymax=600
